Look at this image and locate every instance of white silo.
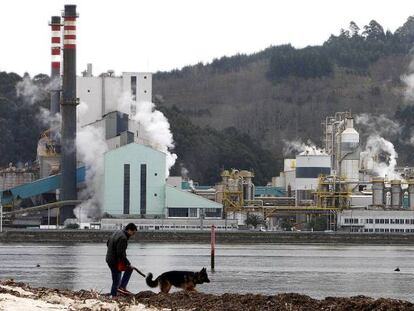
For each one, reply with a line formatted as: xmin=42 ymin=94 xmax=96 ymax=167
xmin=295 ymin=150 xmax=331 ymax=203
xmin=340 ymin=117 xmax=360 ymax=182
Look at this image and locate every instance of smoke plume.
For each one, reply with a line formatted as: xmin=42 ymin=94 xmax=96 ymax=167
xmin=402 ymin=58 xmax=414 ymax=104
xmin=360 ymin=135 xmax=400 ymax=179
xmin=283 ymin=139 xmax=326 ymax=156
xmin=75 ymin=125 xmax=108 ymax=221
xmin=355 ymin=113 xmax=401 ymax=138
xmin=122 ymin=96 xmax=177 ymax=176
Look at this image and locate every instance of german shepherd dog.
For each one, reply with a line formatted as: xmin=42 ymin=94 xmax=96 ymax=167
xmin=146 ymin=268 xmax=210 ymax=293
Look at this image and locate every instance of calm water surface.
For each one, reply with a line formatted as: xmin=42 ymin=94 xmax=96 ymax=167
xmin=0 ymin=243 xmax=413 ymax=301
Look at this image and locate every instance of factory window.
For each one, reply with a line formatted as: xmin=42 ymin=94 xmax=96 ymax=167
xmin=140 ymin=164 xmax=147 ymax=215
xmin=406 ymin=219 xmax=410 ymax=224
xmin=375 ymin=219 xmax=380 ymax=224
xmin=385 ymin=219 xmax=389 ymax=224
xmin=189 ymin=208 xmax=198 ymax=218
xmin=204 ymin=208 xmax=222 ymax=218
xmin=411 ymin=219 xmax=414 ymax=224
xmin=131 ymin=76 xmax=137 ymax=101
xmin=380 ymin=219 xmax=385 ymax=224
xmin=168 ymin=208 xmax=188 ymax=217
xmin=390 ymin=229 xmax=395 ymax=232
xmin=123 ymin=164 xmax=130 ymax=214
xmin=391 ymin=219 xmax=396 ymax=224
xmin=375 ymin=229 xmax=380 ymax=232
xmin=385 ymin=229 xmax=389 ymax=232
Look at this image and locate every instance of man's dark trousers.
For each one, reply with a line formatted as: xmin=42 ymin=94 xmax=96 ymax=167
xmin=109 ymin=264 xmax=133 ymax=296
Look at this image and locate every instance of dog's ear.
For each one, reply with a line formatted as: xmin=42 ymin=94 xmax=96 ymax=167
xmin=201 ymin=267 xmax=206 ymax=272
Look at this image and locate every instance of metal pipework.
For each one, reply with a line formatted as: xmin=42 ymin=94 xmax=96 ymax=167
xmin=391 ymin=180 xmax=402 ymax=209
xmin=60 ymin=5 xmax=78 ymax=224
xmin=372 ymin=178 xmax=385 ymax=207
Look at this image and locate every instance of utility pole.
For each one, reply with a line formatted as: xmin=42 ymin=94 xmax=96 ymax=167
xmin=0 ymin=203 xmax=3 ymax=233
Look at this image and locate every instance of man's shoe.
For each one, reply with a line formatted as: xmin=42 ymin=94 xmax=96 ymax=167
xmin=117 ymin=287 xmax=132 ymax=295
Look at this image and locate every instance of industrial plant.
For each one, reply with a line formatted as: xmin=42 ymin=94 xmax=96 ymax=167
xmin=1 ymin=5 xmax=414 ymax=234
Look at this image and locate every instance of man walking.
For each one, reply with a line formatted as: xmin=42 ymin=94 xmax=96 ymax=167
xmin=106 ymin=223 xmax=138 ymax=296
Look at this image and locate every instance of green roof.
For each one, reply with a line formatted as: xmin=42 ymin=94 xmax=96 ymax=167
xmin=165 ymin=185 xmax=222 ymax=209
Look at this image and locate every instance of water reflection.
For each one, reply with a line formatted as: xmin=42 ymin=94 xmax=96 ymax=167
xmin=0 ymin=243 xmax=414 ymax=301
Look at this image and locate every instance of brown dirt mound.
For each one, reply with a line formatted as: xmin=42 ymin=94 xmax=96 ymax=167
xmin=2 ymin=279 xmax=414 ymax=311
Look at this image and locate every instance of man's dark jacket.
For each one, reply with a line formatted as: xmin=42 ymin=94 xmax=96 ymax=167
xmin=106 ymin=230 xmax=131 ymax=267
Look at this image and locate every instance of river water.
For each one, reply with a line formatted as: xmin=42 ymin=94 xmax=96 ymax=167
xmin=0 ymin=243 xmax=413 ymax=301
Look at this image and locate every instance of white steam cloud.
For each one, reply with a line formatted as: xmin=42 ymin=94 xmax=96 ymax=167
xmin=402 ymin=58 xmax=414 ymax=103
xmin=16 ymin=76 xmax=48 ymax=105
xmin=283 ymin=139 xmax=326 ymax=156
xmin=355 ymin=113 xmax=401 ymax=138
xmin=355 ymin=113 xmax=401 ymax=179
xmin=360 ymin=135 xmax=400 ymax=180
xmin=75 ymin=125 xmax=108 ymax=221
xmin=121 ymin=95 xmax=177 ymax=175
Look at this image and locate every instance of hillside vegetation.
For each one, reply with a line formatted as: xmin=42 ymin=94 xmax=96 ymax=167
xmin=2 ymin=17 xmax=414 ymax=185
xmin=153 ymin=17 xmax=414 ymax=182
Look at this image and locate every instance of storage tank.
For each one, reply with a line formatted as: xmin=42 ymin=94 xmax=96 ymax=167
xmin=372 ymin=178 xmax=385 ymax=207
xmin=408 ymin=179 xmax=414 ymax=210
xmin=391 ymin=180 xmax=402 ymax=208
xmin=295 ymin=152 xmax=331 ymax=191
xmin=340 ymin=117 xmax=360 ymax=182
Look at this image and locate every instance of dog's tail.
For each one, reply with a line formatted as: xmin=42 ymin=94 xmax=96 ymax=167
xmin=146 ymin=273 xmax=159 ymax=288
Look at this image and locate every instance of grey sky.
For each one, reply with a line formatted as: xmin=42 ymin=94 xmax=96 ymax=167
xmin=1 ymin=0 xmax=413 ymax=76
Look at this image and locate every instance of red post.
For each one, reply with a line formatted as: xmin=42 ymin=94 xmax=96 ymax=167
xmin=211 ymin=225 xmax=216 ymax=270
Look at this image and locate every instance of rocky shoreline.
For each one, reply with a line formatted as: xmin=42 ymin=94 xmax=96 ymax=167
xmin=3 ymin=230 xmax=414 ymax=244
xmin=1 ymin=280 xmax=414 ymax=310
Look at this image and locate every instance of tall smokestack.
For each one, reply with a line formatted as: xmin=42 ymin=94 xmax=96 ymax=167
xmin=60 ymin=5 xmax=78 ymax=224
xmin=50 ymin=16 xmax=61 ymax=116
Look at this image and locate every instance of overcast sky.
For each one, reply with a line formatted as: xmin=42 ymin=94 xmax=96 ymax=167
xmin=1 ymin=0 xmax=413 ymax=76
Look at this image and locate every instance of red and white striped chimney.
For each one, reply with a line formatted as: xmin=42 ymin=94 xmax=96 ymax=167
xmin=50 ymin=16 xmax=61 ymax=72
xmin=63 ymin=12 xmax=76 ymax=50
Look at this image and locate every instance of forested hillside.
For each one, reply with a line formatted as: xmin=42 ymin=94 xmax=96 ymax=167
xmin=153 ymin=17 xmax=414 ymax=180
xmin=2 ymin=17 xmax=414 ymax=185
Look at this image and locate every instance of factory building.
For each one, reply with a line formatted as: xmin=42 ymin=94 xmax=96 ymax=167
xmin=77 ymin=66 xmax=151 ymax=127
xmin=338 ymin=209 xmax=414 ymax=233
xmin=103 ymin=143 xmax=223 ymax=219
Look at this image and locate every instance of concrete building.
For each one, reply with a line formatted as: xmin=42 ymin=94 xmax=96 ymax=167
xmin=103 ymin=143 xmax=166 ymax=216
xmin=77 ymin=66 xmax=152 ymax=127
xmin=103 ymin=143 xmax=223 ymax=219
xmin=338 ymin=209 xmax=414 ymax=233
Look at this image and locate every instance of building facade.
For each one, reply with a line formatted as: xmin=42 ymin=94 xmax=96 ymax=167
xmin=338 ymin=209 xmax=414 ymax=233
xmin=103 ymin=143 xmax=223 ymax=219
xmin=103 ymin=143 xmax=166 ymax=216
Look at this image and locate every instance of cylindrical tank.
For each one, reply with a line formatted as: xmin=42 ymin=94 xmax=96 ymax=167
xmin=295 ymin=153 xmax=331 ymax=191
xmin=372 ymin=178 xmax=385 ymax=206
xmin=408 ymin=179 xmax=414 ymax=210
xmin=391 ymin=180 xmax=402 ymax=208
xmin=340 ymin=118 xmax=360 ymax=181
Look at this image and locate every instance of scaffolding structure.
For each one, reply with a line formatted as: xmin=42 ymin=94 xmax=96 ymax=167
xmin=315 ymin=175 xmax=350 ymax=209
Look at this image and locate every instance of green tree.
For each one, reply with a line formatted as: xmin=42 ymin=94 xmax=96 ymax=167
xmin=245 ymin=214 xmax=266 ymax=229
